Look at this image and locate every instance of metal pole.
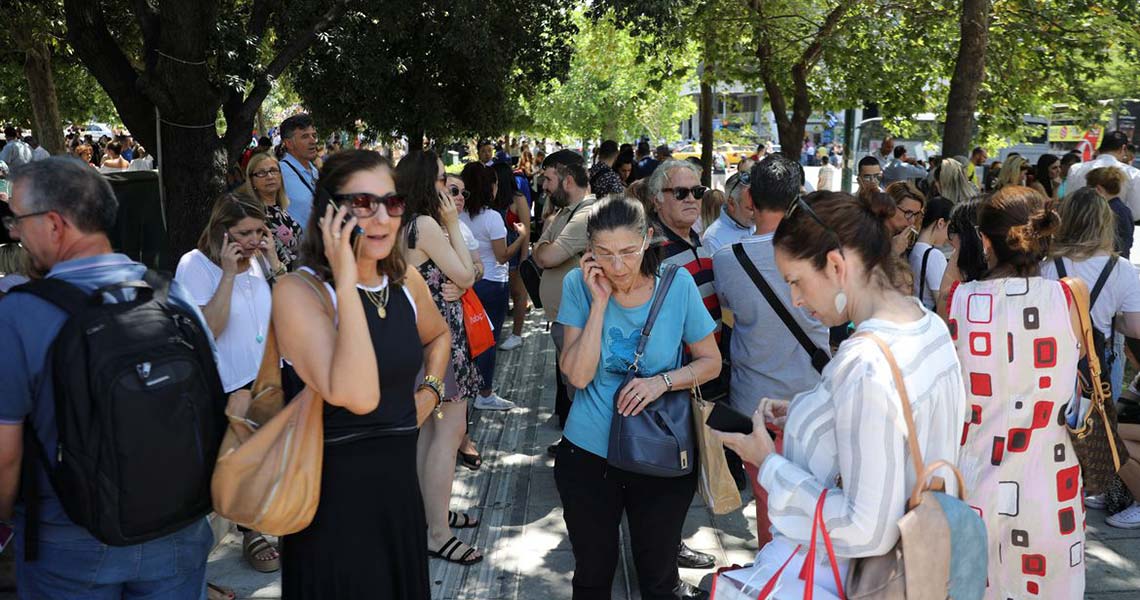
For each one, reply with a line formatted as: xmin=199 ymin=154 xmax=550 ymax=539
xmin=842 ymin=108 xmax=855 ymax=193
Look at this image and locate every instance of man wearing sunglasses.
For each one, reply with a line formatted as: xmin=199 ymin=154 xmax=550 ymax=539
xmin=857 ymin=155 xmax=884 ymax=194
xmin=533 ymin=150 xmax=596 ymax=433
xmin=646 ymin=159 xmax=725 ymax=573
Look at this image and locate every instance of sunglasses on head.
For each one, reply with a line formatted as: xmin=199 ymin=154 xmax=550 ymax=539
xmin=448 ymin=185 xmax=470 ymax=200
xmin=666 ymin=185 xmax=708 ymax=201
xmin=727 ymin=171 xmax=750 ymax=197
xmin=785 ymin=195 xmax=842 ymax=245
xmin=331 ymin=192 xmax=405 ymax=218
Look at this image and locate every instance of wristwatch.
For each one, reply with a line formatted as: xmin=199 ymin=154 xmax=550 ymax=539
xmin=419 ymin=375 xmax=446 ymax=419
xmin=660 ymin=372 xmax=673 ymax=391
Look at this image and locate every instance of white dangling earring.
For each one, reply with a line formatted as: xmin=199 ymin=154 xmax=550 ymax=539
xmin=834 ymin=291 xmax=848 ymax=314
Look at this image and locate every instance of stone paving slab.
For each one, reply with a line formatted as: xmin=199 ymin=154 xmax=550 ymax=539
xmin=203 ymin=312 xmax=1140 ymax=599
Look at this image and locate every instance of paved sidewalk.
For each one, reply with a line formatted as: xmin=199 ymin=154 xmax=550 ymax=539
xmin=206 ymin=312 xmax=1140 ymax=599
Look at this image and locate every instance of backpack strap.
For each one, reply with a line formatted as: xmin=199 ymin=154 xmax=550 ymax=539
xmin=1090 ymin=257 xmax=1117 ymax=307
xmin=21 ymin=424 xmax=42 ymax=561
xmin=1054 ymin=256 xmax=1067 ymax=278
xmin=732 ymin=242 xmax=830 ymax=373
xmin=918 ymin=247 xmax=935 ymax=304
xmin=9 ymin=278 xmax=90 ymax=316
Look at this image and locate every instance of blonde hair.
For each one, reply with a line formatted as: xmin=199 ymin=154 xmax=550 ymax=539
xmin=239 ymin=153 xmax=290 ymax=211
xmin=995 ymin=155 xmax=1028 ymax=190
xmin=938 ymin=158 xmax=978 ymax=204
xmin=0 ymin=243 xmax=30 ymax=276
xmin=1086 ymin=166 xmax=1127 ymax=197
xmin=1050 ymin=187 xmax=1116 ymax=260
xmin=701 ymin=189 xmax=726 ymax=229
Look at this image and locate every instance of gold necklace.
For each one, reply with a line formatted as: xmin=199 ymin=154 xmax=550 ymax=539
xmin=363 ymin=286 xmax=390 ymax=319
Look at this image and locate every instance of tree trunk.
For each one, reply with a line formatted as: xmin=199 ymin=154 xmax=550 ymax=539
xmin=22 ymin=42 xmax=65 ymax=155
xmin=162 ymin=126 xmax=227 ymax=255
xmin=407 ymin=131 xmax=425 ymax=153
xmin=943 ymin=0 xmax=990 ymax=158
xmin=699 ymin=80 xmax=714 ymax=187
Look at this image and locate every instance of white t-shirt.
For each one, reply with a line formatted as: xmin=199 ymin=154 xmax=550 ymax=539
xmin=175 ymin=249 xmax=271 ymax=392
xmin=1040 ymin=255 xmax=1140 ymax=341
xmin=908 ymin=242 xmax=948 ymax=310
xmin=458 ymin=220 xmax=479 ymax=252
xmin=459 ymin=209 xmax=509 ymax=283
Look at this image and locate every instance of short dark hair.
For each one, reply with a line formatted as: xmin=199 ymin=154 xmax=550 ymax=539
xmin=636 ymin=141 xmax=651 ymax=156
xmin=477 ymin=139 xmax=493 ymax=150
xmin=279 ymin=113 xmax=314 ymax=140
xmin=858 ymin=155 xmax=881 ymax=171
xmin=598 ymin=140 xmax=619 ymax=159
xmin=106 ymin=141 xmax=123 ymax=156
xmin=4 ymin=127 xmax=16 ymax=139
xmin=971 ymin=146 xmax=986 ymax=156
xmin=541 ymin=149 xmax=585 ymax=170
xmin=750 ymin=154 xmax=800 ymax=213
xmin=893 ymin=145 xmax=907 ymax=159
xmin=586 ymin=195 xmax=660 ymax=278
xmin=10 ymin=157 xmax=118 ymax=234
xmin=1100 ymin=130 xmax=1129 ymax=153
xmin=655 ymin=144 xmax=672 ymax=157
xmin=257 ymin=136 xmax=272 ymax=148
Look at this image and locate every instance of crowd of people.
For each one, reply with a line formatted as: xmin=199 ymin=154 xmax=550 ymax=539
xmin=1 ymin=113 xmax=1140 ymax=600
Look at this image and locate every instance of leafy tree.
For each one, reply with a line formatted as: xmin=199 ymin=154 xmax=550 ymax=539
xmin=524 ymin=10 xmax=697 ymax=144
xmin=60 ymin=0 xmax=349 ymax=254
xmin=287 ymin=0 xmax=574 ymax=151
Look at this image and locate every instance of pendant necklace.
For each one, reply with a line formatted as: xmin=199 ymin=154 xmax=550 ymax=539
xmin=363 ymin=285 xmax=390 ymax=319
xmin=240 ymin=273 xmax=265 ymax=344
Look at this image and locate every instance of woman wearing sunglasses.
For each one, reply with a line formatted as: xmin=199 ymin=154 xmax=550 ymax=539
xmin=713 ymin=191 xmax=965 ymax=599
xmin=395 ymin=151 xmax=486 ymax=567
xmin=239 ymin=152 xmax=303 ymax=270
xmin=274 ymin=150 xmax=451 ymax=599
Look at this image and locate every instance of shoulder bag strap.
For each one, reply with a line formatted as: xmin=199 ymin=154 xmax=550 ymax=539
xmin=252 ymin=271 xmax=334 ymax=395
xmin=918 ymin=247 xmax=935 ymax=303
xmin=281 ymin=158 xmax=316 ymax=194
xmin=853 ymin=332 xmax=927 ymax=508
xmin=1061 ymin=277 xmax=1120 ymax=468
xmin=1054 ymin=256 xmax=1067 ymax=278
xmin=1090 ymin=257 xmax=1117 ymax=307
xmin=630 ymin=264 xmax=680 ymax=370
xmin=733 ymin=242 xmax=830 ymax=373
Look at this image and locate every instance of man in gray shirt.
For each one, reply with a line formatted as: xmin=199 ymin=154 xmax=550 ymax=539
xmin=711 ymin=153 xmax=831 ymax=548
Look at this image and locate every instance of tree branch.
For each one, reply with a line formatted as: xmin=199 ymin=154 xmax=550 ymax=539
xmin=247 ymin=0 xmax=273 ymax=41
xmin=134 ymin=0 xmax=160 ymax=74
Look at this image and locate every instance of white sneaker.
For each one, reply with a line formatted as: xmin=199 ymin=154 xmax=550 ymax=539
xmin=474 ymin=393 xmax=516 ymax=411
xmin=499 ymin=334 xmax=523 ymax=351
xmin=1085 ymin=494 xmax=1107 ymax=510
xmin=1106 ymin=502 xmax=1140 ymax=529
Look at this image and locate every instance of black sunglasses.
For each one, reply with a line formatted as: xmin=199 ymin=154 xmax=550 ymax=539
xmin=331 ymin=192 xmax=406 ymax=218
xmin=727 ymin=171 xmax=750 ymax=197
xmin=666 ymin=185 xmax=708 ymax=201
xmin=448 ymin=185 xmax=471 ymax=200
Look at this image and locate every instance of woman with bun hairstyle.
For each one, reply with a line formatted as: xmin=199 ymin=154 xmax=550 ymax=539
xmin=947 ymin=185 xmax=1085 ymax=598
xmin=714 ymin=191 xmax=964 ymax=599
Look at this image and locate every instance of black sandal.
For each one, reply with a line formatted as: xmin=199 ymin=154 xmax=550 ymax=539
xmin=448 ymin=510 xmax=480 ymax=528
xmin=429 ymin=536 xmax=484 ymax=565
xmin=458 ymin=450 xmax=482 ymax=470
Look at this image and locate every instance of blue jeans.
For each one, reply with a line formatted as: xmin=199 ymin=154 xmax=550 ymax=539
xmin=15 ymin=518 xmax=212 ymax=600
xmin=473 ymin=278 xmax=509 ymax=393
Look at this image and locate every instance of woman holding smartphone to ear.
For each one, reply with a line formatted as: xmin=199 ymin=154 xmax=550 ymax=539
xmin=273 ymin=150 xmax=450 ymax=599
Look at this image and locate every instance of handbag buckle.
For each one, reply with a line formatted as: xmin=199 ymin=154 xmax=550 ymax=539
xmin=680 ymin=450 xmax=689 ymax=470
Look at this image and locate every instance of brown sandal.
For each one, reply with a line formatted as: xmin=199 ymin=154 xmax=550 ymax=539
xmin=242 ymin=531 xmax=280 ymax=573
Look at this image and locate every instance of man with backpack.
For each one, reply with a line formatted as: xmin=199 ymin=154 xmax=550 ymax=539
xmin=0 ymin=157 xmax=227 ymax=598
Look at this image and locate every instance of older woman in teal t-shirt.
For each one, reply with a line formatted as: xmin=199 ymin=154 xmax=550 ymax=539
xmin=553 ymin=195 xmax=720 ymax=600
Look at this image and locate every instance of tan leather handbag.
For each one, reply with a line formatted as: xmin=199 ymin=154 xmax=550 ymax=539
xmin=211 ymin=271 xmax=331 ymax=536
xmin=1063 ymin=277 xmax=1129 ymax=494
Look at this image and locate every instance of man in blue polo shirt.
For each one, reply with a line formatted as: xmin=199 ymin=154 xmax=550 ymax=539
xmin=278 ymin=113 xmax=320 ymax=229
xmin=0 ymin=157 xmax=214 ymax=599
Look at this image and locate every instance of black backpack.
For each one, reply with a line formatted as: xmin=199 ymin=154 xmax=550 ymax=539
xmin=13 ymin=271 xmax=227 ymax=558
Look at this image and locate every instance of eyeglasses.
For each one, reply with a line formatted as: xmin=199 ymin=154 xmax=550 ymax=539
xmin=250 ymin=167 xmax=280 ymax=179
xmin=665 ymin=186 xmax=708 ymax=201
xmin=331 ymin=192 xmax=406 ymax=218
xmin=2 ymin=209 xmax=51 ymax=231
xmin=593 ymin=238 xmax=647 ymax=266
xmin=901 ymin=208 xmax=924 ymax=222
xmin=448 ymin=185 xmax=470 ymax=200
xmin=859 ymin=173 xmax=882 ymax=183
xmin=785 ymin=196 xmax=841 ymax=246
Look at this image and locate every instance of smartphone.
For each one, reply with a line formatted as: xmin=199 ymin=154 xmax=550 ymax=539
xmin=327 ymin=200 xmax=363 ymax=246
xmin=706 ymin=402 xmax=754 ymax=435
xmin=0 ymin=179 xmax=10 ymax=196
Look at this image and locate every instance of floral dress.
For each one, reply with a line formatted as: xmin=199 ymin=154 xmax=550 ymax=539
xmin=266 ymin=203 xmax=303 ymax=270
xmin=949 ymin=276 xmax=1085 ymax=599
xmin=408 ymin=218 xmax=483 ymax=401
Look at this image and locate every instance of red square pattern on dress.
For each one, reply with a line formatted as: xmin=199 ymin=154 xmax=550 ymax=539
xmin=970 ymin=372 xmax=993 ymax=396
xmin=1056 ymin=464 xmax=1080 ymax=502
xmin=1027 ymin=581 xmax=1039 ymax=595
xmin=969 ymin=331 xmax=991 ymax=356
xmin=1034 ymin=337 xmax=1058 ymax=368
xmin=1021 ymin=553 xmax=1046 ymax=576
xmin=1039 ymin=376 xmax=1051 ymax=388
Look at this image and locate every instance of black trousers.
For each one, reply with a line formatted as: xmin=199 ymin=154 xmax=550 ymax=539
xmin=554 ymin=440 xmax=698 ymax=600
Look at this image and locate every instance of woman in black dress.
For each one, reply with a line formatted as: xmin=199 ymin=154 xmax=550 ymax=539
xmin=272 ymin=150 xmax=451 ymax=599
